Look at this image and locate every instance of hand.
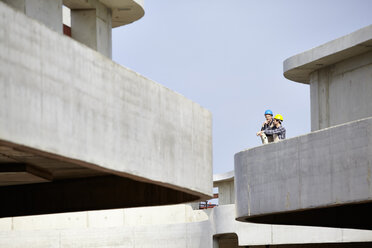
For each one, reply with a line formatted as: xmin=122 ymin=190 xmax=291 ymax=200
xmin=256 ymin=131 xmax=262 ymax=136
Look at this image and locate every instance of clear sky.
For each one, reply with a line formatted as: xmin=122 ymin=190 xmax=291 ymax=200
xmin=112 ymin=1 xmax=372 ymax=174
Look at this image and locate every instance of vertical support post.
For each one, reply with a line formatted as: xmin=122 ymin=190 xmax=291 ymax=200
xmin=70 ymin=2 xmax=112 ymax=58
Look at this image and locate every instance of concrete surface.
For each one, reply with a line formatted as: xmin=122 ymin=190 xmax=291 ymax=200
xmin=235 ymin=117 xmax=372 ymax=229
xmin=71 ymin=1 xmax=112 ymax=58
xmin=2 ymin=0 xmax=63 ymax=33
xmin=63 ymin=0 xmax=144 ymax=28
xmin=214 ymin=170 xmax=235 ymax=205
xmin=213 ymin=205 xmax=372 ymax=247
xmin=2 ymin=0 xmax=143 ymax=57
xmin=0 ymin=205 xmax=212 ymax=248
xmin=1 ymin=203 xmax=372 ymax=247
xmin=283 ymin=24 xmax=372 ymax=84
xmin=309 ymin=50 xmax=372 ymax=131
xmin=284 ymin=24 xmax=372 ymax=131
xmin=0 ymin=1 xmax=212 ymax=216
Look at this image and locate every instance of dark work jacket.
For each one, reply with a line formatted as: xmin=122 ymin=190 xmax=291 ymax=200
xmin=261 ymin=120 xmax=274 ymax=136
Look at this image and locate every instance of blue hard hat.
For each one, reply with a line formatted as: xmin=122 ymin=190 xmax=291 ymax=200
xmin=264 ymin=109 xmax=273 ymax=116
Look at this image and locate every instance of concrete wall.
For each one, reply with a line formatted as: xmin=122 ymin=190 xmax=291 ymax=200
xmin=310 ymin=51 xmax=372 ymax=131
xmin=0 ymin=1 xmax=212 ymax=204
xmin=234 ymin=117 xmax=372 ymax=229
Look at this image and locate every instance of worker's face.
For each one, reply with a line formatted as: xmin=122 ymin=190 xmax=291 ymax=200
xmin=265 ymin=114 xmax=273 ymax=121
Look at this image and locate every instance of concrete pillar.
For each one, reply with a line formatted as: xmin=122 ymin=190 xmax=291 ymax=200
xmin=1 ymin=0 xmax=62 ymax=33
xmin=71 ymin=3 xmax=112 ymax=58
xmin=215 ymin=180 xmax=235 ymax=205
xmin=309 ymin=50 xmax=372 ymax=131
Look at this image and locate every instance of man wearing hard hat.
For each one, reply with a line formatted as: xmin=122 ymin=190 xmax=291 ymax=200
xmin=257 ymin=113 xmax=286 ymax=143
xmin=256 ymin=109 xmax=274 ymax=144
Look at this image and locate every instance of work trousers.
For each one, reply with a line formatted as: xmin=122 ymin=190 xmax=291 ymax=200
xmin=261 ymin=133 xmax=279 ymax=144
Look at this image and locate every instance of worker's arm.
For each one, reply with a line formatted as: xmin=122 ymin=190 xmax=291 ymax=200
xmin=264 ymin=126 xmax=285 ymax=135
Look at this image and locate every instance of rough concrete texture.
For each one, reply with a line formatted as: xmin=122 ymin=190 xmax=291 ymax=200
xmin=1 ymin=0 xmax=63 ymax=33
xmin=309 ymin=50 xmax=372 ymax=131
xmin=0 ymin=1 xmax=212 ymax=210
xmin=283 ymin=24 xmax=372 ymax=84
xmin=235 ymin=117 xmax=372 ymax=229
xmin=1 ymin=203 xmax=372 ymax=247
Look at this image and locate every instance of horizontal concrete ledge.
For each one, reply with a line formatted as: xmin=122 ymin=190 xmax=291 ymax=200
xmin=63 ymin=0 xmax=145 ymax=28
xmin=235 ymin=117 xmax=372 ymax=229
xmin=213 ymin=170 xmax=234 ymax=183
xmin=0 ymin=2 xmax=212 ymax=216
xmin=0 ymin=174 xmax=199 ymax=218
xmin=283 ymin=24 xmax=372 ymax=84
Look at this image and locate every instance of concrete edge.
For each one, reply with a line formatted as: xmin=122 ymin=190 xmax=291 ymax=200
xmin=0 ymin=139 xmax=213 ymax=202
xmin=283 ymin=24 xmax=372 ymax=84
xmin=213 ymin=171 xmax=234 ymax=183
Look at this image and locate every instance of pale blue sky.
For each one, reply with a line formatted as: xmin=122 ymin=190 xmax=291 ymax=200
xmin=112 ymin=1 xmax=372 ymax=174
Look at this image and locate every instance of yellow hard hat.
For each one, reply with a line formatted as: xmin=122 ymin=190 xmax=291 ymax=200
xmin=274 ymin=114 xmax=283 ymax=121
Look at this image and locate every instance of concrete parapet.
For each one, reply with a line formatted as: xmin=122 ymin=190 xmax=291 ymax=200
xmin=235 ymin=117 xmax=372 ymax=229
xmin=0 ymin=1 xmax=212 ymax=216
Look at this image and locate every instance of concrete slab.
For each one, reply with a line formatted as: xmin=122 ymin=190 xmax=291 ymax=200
xmin=235 ymin=117 xmax=372 ymax=229
xmin=0 ymin=1 xmax=212 ymax=217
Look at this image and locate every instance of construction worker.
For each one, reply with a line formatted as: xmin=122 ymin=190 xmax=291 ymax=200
xmin=256 ymin=110 xmax=274 ymax=144
xmin=260 ymin=114 xmax=286 ymax=143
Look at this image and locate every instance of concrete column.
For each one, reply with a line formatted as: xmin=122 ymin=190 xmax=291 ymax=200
xmin=215 ymin=180 xmax=235 ymax=205
xmin=71 ymin=3 xmax=112 ymax=58
xmin=1 ymin=0 xmax=62 ymax=33
xmin=309 ymin=51 xmax=372 ymax=131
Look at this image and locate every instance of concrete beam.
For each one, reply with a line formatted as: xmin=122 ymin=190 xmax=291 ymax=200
xmin=0 ymin=1 xmax=212 ymax=216
xmin=235 ymin=117 xmax=372 ymax=229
